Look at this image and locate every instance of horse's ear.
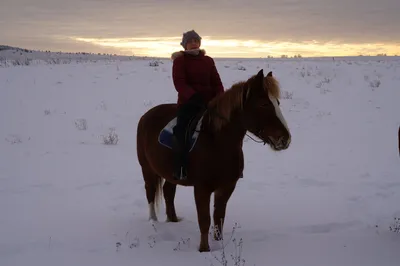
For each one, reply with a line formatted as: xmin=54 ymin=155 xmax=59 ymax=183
xmin=267 ymin=71 xmax=272 ymax=77
xmin=255 ymin=69 xmax=264 ymax=86
xmin=257 ymin=69 xmax=264 ymax=78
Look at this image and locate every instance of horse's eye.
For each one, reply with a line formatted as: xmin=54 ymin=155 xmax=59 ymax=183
xmin=277 ymin=99 xmax=280 ymax=106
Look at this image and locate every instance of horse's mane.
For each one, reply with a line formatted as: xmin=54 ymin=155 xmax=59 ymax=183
xmin=265 ymin=74 xmax=281 ymax=99
xmin=207 ymin=74 xmax=281 ymax=131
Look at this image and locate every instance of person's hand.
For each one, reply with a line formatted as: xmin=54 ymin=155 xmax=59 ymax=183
xmin=188 ymin=93 xmax=205 ymax=107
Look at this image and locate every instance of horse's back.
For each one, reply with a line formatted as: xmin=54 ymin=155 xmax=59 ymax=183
xmin=137 ymin=103 xmax=178 ymax=141
xmin=137 ymin=103 xmax=177 ymax=162
xmin=140 ymin=103 xmax=177 ymax=122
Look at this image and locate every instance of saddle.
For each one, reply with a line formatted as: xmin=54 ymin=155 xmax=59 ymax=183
xmin=182 ymin=111 xmax=204 ymax=148
xmin=158 ymin=110 xmax=204 ymax=153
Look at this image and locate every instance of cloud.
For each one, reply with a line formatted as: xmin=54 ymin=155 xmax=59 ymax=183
xmin=1 ymin=0 xmax=399 ymax=55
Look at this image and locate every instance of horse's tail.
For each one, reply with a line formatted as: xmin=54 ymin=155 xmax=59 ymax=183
xmin=137 ymin=114 xmax=164 ymax=216
xmin=154 ymin=175 xmax=163 ymax=215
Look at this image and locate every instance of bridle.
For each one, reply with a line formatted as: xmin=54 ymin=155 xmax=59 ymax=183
xmin=203 ymin=105 xmax=269 ymax=145
xmin=192 ymin=81 xmax=271 ymax=145
xmin=246 ymin=129 xmax=269 ymax=145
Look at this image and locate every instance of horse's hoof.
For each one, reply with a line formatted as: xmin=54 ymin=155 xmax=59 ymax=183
xmin=148 ymin=216 xmax=158 ymax=222
xmin=198 ymin=245 xmax=210 ymax=252
xmin=166 ymin=216 xmax=182 ymax=223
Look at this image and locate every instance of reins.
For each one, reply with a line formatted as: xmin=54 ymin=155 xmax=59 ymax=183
xmin=200 ymin=105 xmax=267 ymax=145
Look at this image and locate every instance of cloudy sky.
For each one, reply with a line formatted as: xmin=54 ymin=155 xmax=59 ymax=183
xmin=1 ymin=0 xmax=399 ymax=57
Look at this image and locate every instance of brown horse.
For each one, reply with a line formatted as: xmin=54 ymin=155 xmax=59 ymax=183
xmin=136 ymin=69 xmax=291 ymax=252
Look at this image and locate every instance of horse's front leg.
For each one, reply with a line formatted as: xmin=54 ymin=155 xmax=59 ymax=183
xmin=163 ymin=180 xmax=180 ymax=222
xmin=194 ymin=185 xmax=212 ymax=252
xmin=213 ymin=181 xmax=237 ymax=241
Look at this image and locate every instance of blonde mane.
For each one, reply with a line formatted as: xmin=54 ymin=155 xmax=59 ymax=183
xmin=208 ymin=74 xmax=281 ymax=131
xmin=264 ymin=74 xmax=281 ymax=99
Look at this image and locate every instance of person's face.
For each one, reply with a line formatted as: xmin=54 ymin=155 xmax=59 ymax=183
xmin=185 ymin=38 xmax=201 ymax=50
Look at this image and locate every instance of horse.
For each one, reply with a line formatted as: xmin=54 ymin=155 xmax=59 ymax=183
xmin=136 ymin=69 xmax=291 ymax=252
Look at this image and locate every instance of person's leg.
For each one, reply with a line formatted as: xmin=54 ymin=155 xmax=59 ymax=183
xmin=172 ymin=104 xmax=192 ymax=179
xmin=172 ymin=100 xmax=206 ymax=180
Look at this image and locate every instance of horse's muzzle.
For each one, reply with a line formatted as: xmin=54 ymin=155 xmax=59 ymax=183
xmin=269 ymin=135 xmax=291 ymax=150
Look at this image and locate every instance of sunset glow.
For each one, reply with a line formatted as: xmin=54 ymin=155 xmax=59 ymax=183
xmin=3 ymin=0 xmax=399 ymax=58
xmin=71 ymin=36 xmax=400 ymax=58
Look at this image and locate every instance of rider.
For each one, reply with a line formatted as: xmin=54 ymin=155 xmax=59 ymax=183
xmin=171 ymin=29 xmax=224 ymax=180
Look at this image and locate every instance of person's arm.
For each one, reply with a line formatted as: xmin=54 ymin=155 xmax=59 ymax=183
xmin=172 ymin=56 xmax=197 ymax=101
xmin=209 ymin=58 xmax=224 ymax=95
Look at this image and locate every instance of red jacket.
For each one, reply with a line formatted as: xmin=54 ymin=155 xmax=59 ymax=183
xmin=172 ymin=50 xmax=224 ymax=105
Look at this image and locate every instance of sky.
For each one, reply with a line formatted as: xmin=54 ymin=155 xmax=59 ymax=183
xmin=1 ymin=0 xmax=400 ymax=58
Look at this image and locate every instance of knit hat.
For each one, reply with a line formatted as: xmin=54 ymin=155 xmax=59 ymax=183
xmin=180 ymin=30 xmax=202 ymax=49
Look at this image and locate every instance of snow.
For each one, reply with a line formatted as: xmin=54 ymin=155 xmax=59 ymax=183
xmin=0 ymin=46 xmax=138 ymax=67
xmin=1 ymin=55 xmax=400 ymax=266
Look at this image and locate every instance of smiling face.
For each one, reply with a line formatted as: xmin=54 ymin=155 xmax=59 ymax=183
xmin=185 ymin=38 xmax=201 ymax=50
xmin=243 ymin=70 xmax=291 ymax=151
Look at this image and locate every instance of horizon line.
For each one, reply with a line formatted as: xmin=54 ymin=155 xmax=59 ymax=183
xmin=1 ymin=43 xmax=399 ymax=59
xmin=69 ymin=36 xmax=400 ymax=58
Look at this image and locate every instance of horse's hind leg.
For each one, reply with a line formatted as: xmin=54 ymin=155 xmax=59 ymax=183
xmin=213 ymin=181 xmax=237 ymax=241
xmin=163 ymin=181 xmax=180 ymax=222
xmin=141 ymin=166 xmax=162 ymax=222
xmin=194 ymin=185 xmax=213 ymax=252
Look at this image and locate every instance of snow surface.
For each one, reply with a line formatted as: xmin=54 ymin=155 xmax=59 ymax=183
xmin=0 ymin=46 xmax=137 ymax=67
xmin=1 ymin=56 xmax=400 ymax=266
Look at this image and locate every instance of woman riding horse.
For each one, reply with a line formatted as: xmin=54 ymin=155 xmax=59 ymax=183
xmin=171 ymin=30 xmax=225 ymax=180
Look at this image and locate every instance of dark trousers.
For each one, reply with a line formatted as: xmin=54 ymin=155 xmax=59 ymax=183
xmin=172 ymin=102 xmax=204 ymax=179
xmin=173 ymin=103 xmax=202 ymax=140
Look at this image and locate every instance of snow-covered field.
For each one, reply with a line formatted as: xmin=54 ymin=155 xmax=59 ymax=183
xmin=0 ymin=46 xmax=137 ymax=67
xmin=1 ymin=55 xmax=400 ymax=266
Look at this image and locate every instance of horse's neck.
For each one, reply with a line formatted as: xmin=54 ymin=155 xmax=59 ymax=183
xmin=205 ymin=110 xmax=247 ymax=147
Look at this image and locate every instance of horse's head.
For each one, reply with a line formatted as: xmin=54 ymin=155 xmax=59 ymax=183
xmin=242 ymin=69 xmax=291 ymax=151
